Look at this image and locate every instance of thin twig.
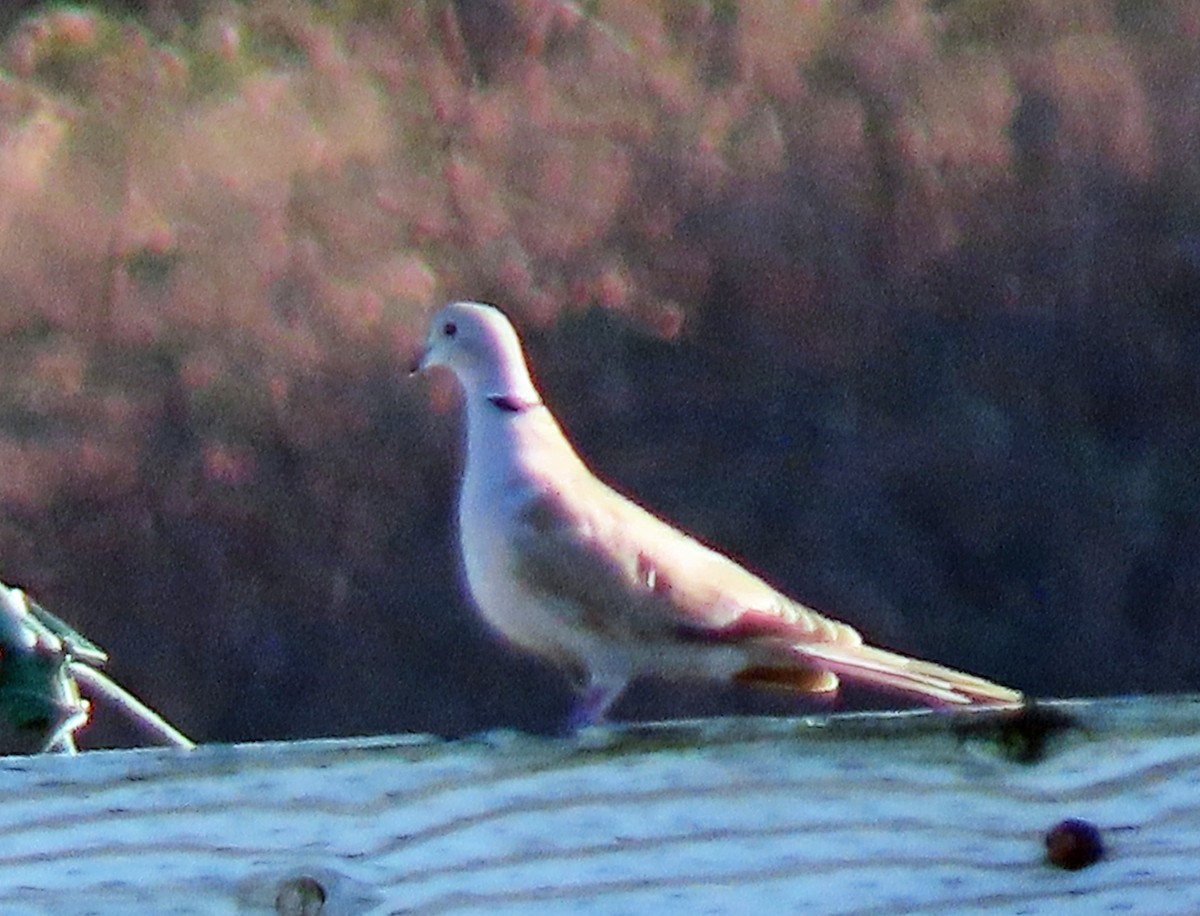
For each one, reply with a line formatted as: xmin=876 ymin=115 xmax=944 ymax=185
xmin=69 ymin=665 xmax=196 ymax=751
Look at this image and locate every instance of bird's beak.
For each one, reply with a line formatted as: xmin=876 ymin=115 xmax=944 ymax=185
xmin=409 ymin=345 xmax=430 ymax=376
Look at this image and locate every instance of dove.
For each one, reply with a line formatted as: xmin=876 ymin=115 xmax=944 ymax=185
xmin=415 ymin=301 xmax=1021 ymax=727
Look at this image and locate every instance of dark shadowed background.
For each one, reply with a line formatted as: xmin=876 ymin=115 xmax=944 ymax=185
xmin=0 ymin=0 xmax=1197 ymax=747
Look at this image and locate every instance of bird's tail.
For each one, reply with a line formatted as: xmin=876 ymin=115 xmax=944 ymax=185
xmin=794 ymin=641 xmax=1022 ymax=707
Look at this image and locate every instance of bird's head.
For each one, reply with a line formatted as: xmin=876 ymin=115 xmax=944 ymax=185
xmin=413 ymin=301 xmax=541 ymax=406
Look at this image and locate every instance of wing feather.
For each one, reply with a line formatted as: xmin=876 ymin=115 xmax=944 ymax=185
xmin=510 ymin=468 xmax=1020 ymax=706
xmin=511 ymin=471 xmax=857 ymax=648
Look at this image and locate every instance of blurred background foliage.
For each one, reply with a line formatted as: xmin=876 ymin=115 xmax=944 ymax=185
xmin=0 ymin=0 xmax=1197 ymax=746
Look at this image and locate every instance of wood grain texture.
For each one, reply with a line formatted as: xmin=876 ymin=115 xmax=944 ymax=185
xmin=0 ymin=696 xmax=1197 ymax=914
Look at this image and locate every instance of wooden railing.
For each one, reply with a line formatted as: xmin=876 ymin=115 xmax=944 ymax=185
xmin=0 ymin=695 xmax=1196 ymax=914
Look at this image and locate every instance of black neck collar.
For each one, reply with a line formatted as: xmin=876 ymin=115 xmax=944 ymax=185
xmin=486 ymin=394 xmax=542 ymax=414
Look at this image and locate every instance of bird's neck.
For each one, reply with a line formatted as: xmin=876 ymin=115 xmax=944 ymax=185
xmin=486 ymin=393 xmax=542 ymax=413
xmin=463 ymin=389 xmax=547 ymax=464
xmin=461 ymin=386 xmax=580 ymax=502
xmin=472 ymin=343 xmax=542 ymax=412
xmin=459 ymin=346 xmax=546 ymax=462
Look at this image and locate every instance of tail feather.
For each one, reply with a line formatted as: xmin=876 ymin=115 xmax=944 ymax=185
xmin=794 ymin=642 xmax=1022 ymax=707
xmin=735 ymin=665 xmax=840 ymax=694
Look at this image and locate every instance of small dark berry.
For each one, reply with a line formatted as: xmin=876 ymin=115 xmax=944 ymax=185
xmin=1045 ymin=818 xmax=1104 ymax=870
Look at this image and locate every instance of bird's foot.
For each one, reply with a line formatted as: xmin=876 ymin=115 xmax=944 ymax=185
xmin=563 ymin=685 xmax=616 ymax=733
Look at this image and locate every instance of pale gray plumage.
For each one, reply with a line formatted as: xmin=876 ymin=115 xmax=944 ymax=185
xmin=416 ymin=301 xmax=1021 ymax=725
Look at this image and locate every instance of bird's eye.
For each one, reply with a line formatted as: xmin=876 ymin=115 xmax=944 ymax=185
xmin=443 ymin=321 xmax=457 ymax=338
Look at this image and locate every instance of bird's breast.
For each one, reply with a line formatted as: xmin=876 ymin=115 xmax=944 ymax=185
xmin=457 ymin=458 xmax=571 ymax=658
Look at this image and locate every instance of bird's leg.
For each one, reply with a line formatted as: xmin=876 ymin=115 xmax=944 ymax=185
xmin=565 ymin=674 xmax=625 ymax=732
xmin=565 ymin=687 xmax=614 ymax=731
